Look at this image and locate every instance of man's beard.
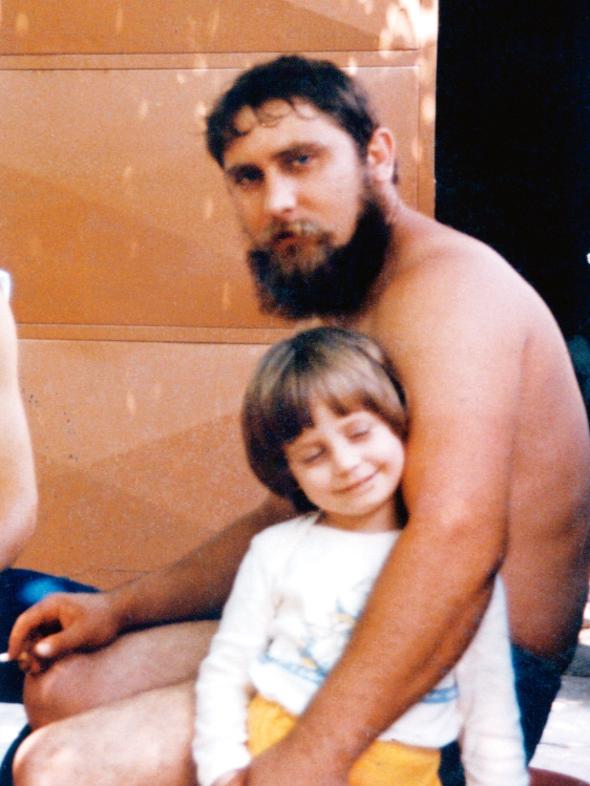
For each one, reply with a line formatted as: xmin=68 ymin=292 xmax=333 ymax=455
xmin=247 ymin=193 xmax=392 ymax=320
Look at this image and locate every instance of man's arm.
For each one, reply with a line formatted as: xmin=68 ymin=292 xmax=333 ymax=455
xmin=108 ymin=492 xmax=292 ymax=628
xmin=0 ymin=295 xmax=37 ymax=568
xmin=248 ymin=250 xmax=528 ymax=785
xmin=9 ymin=491 xmax=292 ymax=664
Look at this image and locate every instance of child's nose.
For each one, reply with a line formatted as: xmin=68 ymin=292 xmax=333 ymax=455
xmin=331 ymin=444 xmax=360 ymax=473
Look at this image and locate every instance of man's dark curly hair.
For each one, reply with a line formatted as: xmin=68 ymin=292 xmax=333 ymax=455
xmin=206 ymin=55 xmax=379 ymax=167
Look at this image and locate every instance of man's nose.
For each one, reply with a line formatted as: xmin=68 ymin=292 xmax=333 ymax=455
xmin=264 ymin=173 xmax=297 ymax=217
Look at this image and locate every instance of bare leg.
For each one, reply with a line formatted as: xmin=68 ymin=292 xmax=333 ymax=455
xmin=24 ymin=620 xmax=217 ymax=728
xmin=13 ymin=680 xmax=197 ymax=786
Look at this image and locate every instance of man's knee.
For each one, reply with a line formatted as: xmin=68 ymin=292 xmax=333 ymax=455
xmin=16 ymin=681 xmax=199 ymax=786
xmin=23 ymin=620 xmax=218 ymax=728
xmin=13 ymin=726 xmax=83 ymax=786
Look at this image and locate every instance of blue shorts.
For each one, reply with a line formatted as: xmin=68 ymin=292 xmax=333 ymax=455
xmin=438 ymin=641 xmax=575 ymax=785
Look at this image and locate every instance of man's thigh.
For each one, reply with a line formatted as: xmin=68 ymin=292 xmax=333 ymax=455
xmin=25 ymin=620 xmax=218 ymax=728
xmin=14 ymin=680 xmax=197 ymax=786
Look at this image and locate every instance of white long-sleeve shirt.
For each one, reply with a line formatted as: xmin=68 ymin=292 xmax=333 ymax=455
xmin=194 ymin=514 xmax=528 ymax=786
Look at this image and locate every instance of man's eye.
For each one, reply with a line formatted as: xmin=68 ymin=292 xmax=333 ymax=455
xmin=233 ymin=169 xmax=262 ymax=188
xmin=285 ymin=152 xmax=313 ymax=170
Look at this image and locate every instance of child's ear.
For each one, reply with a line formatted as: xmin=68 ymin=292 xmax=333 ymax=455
xmin=366 ymin=127 xmax=396 ymax=183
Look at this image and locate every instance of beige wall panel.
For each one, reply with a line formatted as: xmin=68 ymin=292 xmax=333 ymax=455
xmin=1 ymin=65 xmax=420 ymax=333
xmin=0 ymin=1 xmax=420 ymax=55
xmin=15 ymin=339 xmax=269 ymax=587
xmin=1 ymin=1 xmax=436 ymax=583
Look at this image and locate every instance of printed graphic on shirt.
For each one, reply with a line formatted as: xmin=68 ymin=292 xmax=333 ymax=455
xmin=260 ymin=577 xmax=458 ymax=703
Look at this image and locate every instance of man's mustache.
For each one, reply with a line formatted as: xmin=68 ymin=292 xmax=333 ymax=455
xmin=259 ymin=219 xmax=325 ymax=246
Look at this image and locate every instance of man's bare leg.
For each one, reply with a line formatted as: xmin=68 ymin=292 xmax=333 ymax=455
xmin=13 ymin=680 xmax=197 ymax=786
xmin=24 ymin=620 xmax=217 ymax=728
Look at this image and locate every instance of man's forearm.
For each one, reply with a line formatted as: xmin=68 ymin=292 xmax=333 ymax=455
xmin=286 ymin=517 xmax=500 ymax=773
xmin=107 ymin=495 xmax=291 ymax=633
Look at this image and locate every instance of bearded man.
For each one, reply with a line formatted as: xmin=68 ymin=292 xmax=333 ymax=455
xmin=7 ymin=56 xmax=590 ymax=786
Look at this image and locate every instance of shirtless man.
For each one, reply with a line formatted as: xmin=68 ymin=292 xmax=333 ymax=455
xmin=7 ymin=56 xmax=590 ymax=786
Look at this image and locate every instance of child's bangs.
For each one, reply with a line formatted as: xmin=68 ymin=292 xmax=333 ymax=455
xmin=310 ymin=364 xmax=379 ymax=417
xmin=267 ymin=367 xmax=316 ymax=446
xmin=277 ymin=357 xmax=393 ymax=444
xmin=310 ymin=355 xmax=407 ymax=438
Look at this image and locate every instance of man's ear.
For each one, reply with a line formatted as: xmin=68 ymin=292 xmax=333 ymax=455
xmin=366 ymin=127 xmax=396 ymax=183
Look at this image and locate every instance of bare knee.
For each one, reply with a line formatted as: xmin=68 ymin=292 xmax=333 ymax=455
xmin=23 ymin=620 xmax=218 ymax=729
xmin=16 ymin=681 xmax=198 ymax=786
xmin=13 ymin=726 xmax=84 ymax=786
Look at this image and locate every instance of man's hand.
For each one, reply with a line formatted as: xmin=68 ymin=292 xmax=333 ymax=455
xmin=212 ymin=769 xmax=248 ymax=786
xmin=8 ymin=591 xmax=121 ymax=673
xmin=247 ymin=736 xmax=348 ymax=786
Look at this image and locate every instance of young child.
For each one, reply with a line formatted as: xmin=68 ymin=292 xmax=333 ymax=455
xmin=193 ymin=327 xmax=528 ymax=786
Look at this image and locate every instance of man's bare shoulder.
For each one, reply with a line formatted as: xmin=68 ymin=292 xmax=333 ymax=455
xmin=390 ymin=207 xmax=521 ymax=289
xmin=366 ymin=206 xmax=543 ymax=349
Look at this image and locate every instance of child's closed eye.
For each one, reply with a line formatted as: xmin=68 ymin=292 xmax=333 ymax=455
xmin=299 ymin=448 xmax=325 ymax=465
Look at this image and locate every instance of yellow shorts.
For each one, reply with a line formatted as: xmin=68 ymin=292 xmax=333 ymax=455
xmin=248 ymin=694 xmax=441 ymax=786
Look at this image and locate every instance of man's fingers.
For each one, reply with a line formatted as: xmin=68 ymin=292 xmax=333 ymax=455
xmin=11 ymin=623 xmax=84 ymax=673
xmin=8 ymin=597 xmax=64 ymax=656
xmin=11 ymin=625 xmax=79 ymax=673
xmin=211 ymin=769 xmax=247 ymax=786
xmin=31 ymin=619 xmax=89 ymax=660
xmin=227 ymin=775 xmax=247 ymax=786
xmin=31 ymin=631 xmax=63 ymax=659
xmin=16 ymin=649 xmax=47 ymax=675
